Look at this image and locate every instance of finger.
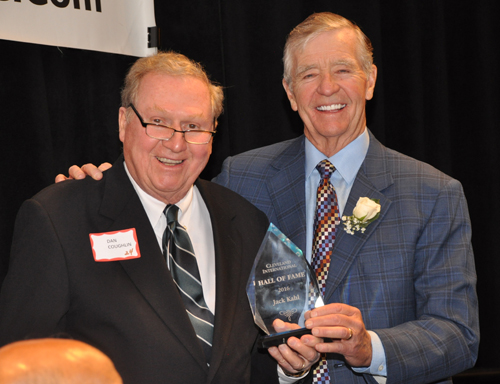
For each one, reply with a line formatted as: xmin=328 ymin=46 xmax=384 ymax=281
xmin=80 ymin=163 xmax=103 ymax=180
xmin=268 ymin=345 xmax=295 ymax=372
xmin=277 ymin=342 xmax=310 ymax=373
xmin=315 ymin=331 xmax=357 ymax=355
xmin=311 ymin=325 xmax=354 ymax=340
xmin=55 ymin=174 xmax=70 ymax=183
xmin=97 ymin=162 xmax=112 ymax=172
xmin=300 ymin=333 xmax=323 ymax=348
xmin=269 ymin=337 xmax=319 ymax=374
xmin=304 ymin=310 xmax=312 ymax=320
xmin=268 ymin=346 xmax=282 ymax=361
xmin=312 ymin=326 xmax=354 ymax=341
xmin=315 ymin=338 xmax=350 ymax=356
xmin=309 ymin=303 xmax=358 ymax=318
xmin=316 ymin=334 xmax=373 ymax=369
xmin=306 ymin=304 xmax=362 ymax=329
xmin=305 ymin=313 xmax=347 ymax=329
xmin=68 ymin=165 xmax=87 ymax=180
xmin=346 ymin=327 xmax=353 ymax=340
xmin=273 ymin=318 xmax=300 ymax=332
xmin=287 ymin=336 xmax=321 ymax=365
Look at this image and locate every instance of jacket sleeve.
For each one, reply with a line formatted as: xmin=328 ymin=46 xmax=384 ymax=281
xmin=0 ymin=198 xmax=70 ymax=346
xmin=376 ymin=178 xmax=479 ymax=384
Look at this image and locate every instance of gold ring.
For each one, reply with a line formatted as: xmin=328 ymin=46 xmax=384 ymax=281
xmin=346 ymin=327 xmax=353 ymax=340
xmin=301 ymin=359 xmax=306 ymax=370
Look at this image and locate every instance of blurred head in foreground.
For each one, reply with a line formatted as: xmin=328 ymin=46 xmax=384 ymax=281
xmin=0 ymin=338 xmax=123 ymax=384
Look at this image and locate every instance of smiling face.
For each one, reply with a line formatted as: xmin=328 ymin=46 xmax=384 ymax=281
xmin=119 ymin=72 xmax=214 ymax=204
xmin=283 ymin=28 xmax=377 ymax=157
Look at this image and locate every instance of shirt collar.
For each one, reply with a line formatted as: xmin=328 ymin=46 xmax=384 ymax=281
xmin=305 ymin=128 xmax=369 ymax=185
xmin=123 ymin=161 xmax=193 ymax=227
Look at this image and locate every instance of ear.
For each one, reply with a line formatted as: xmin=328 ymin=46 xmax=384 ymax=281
xmin=365 ymin=64 xmax=377 ymax=101
xmin=282 ymin=78 xmax=298 ymax=111
xmin=118 ymin=107 xmax=128 ymax=143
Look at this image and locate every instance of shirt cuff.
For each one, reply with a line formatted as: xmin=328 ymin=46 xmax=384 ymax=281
xmin=351 ymin=330 xmax=387 ymax=380
xmin=277 ymin=365 xmax=309 ymax=384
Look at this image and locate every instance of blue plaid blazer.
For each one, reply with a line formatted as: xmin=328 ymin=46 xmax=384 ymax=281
xmin=213 ymin=131 xmax=479 ymax=384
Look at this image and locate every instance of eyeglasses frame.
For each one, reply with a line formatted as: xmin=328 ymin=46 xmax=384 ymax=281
xmin=128 ymin=103 xmax=216 ymax=145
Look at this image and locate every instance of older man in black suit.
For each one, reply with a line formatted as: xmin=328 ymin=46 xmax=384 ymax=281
xmin=0 ymin=52 xmax=320 ymax=384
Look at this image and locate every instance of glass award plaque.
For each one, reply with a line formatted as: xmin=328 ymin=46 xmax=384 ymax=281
xmin=247 ymin=223 xmax=324 ymax=348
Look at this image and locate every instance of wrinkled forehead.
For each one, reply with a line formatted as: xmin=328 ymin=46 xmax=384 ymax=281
xmin=137 ymin=73 xmax=209 ymax=97
xmin=291 ymin=28 xmax=364 ymax=73
xmin=137 ymin=74 xmax=213 ymax=114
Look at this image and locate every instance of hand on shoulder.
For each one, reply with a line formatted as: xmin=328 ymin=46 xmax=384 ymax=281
xmin=55 ymin=162 xmax=112 ymax=183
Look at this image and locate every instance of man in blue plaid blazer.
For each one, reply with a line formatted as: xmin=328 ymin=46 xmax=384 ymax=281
xmin=213 ymin=12 xmax=479 ymax=384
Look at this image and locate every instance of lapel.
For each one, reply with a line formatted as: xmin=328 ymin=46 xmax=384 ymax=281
xmin=98 ymin=157 xmax=208 ymax=371
xmin=323 ymin=132 xmax=394 ymax=302
xmin=266 ymin=136 xmax=307 ymax=251
xmin=195 ymin=179 xmax=242 ymax=380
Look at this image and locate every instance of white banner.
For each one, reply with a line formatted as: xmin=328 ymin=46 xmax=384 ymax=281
xmin=0 ymin=0 xmax=157 ymax=57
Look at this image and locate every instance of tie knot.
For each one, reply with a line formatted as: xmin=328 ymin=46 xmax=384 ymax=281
xmin=164 ymin=204 xmax=179 ymax=225
xmin=316 ymin=159 xmax=335 ymax=180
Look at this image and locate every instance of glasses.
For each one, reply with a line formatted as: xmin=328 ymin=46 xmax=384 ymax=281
xmin=129 ymin=104 xmax=216 ymax=144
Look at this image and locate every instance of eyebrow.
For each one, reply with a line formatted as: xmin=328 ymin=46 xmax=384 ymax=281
xmin=149 ymin=104 xmax=206 ymax=122
xmin=150 ymin=104 xmax=171 ymax=116
xmin=294 ymin=58 xmax=359 ymax=78
xmin=294 ymin=65 xmax=315 ymax=78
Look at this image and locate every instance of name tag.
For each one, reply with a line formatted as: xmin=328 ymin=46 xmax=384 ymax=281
xmin=89 ymin=228 xmax=141 ymax=262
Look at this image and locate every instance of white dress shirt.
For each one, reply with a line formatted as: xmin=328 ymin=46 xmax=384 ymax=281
xmin=124 ymin=162 xmax=216 ymax=314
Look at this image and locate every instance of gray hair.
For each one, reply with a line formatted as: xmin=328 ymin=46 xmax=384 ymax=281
xmin=121 ymin=51 xmax=224 ymax=120
xmin=283 ymin=12 xmax=374 ymax=88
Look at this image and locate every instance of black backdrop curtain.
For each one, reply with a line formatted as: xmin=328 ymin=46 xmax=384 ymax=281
xmin=1 ymin=0 xmax=498 ymax=377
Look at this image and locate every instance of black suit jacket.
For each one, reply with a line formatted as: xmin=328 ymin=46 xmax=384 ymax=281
xmin=0 ymin=157 xmax=276 ymax=384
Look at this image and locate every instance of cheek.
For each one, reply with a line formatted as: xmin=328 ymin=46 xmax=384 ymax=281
xmin=122 ymin=126 xmax=140 ymax=147
xmin=193 ymin=146 xmax=212 ymax=168
xmin=349 ymin=81 xmax=370 ymax=101
xmin=125 ymin=135 xmax=158 ymax=162
xmin=294 ymin=87 xmax=311 ymax=106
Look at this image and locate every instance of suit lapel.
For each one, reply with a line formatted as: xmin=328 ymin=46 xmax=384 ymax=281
xmin=195 ymin=180 xmax=242 ymax=379
xmin=323 ymin=134 xmax=394 ymax=302
xmin=266 ymin=137 xmax=307 ymax=251
xmin=99 ymin=158 xmax=208 ymax=370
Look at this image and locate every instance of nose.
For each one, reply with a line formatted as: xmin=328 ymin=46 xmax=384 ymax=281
xmin=161 ymin=130 xmax=187 ymax=152
xmin=317 ymin=73 xmax=340 ymax=96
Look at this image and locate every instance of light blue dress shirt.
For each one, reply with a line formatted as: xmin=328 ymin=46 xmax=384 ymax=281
xmin=304 ymin=129 xmax=387 ymax=382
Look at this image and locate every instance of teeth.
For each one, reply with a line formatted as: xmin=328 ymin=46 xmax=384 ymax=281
xmin=156 ymin=157 xmax=182 ymax=165
xmin=317 ymin=104 xmax=346 ymax=111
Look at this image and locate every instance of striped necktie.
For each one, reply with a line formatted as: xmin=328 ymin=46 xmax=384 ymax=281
xmin=311 ymin=159 xmax=340 ymax=384
xmin=163 ymin=204 xmax=214 ymax=363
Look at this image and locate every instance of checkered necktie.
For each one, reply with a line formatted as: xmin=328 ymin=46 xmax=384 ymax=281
xmin=163 ymin=204 xmax=214 ymax=363
xmin=311 ymin=159 xmax=339 ymax=384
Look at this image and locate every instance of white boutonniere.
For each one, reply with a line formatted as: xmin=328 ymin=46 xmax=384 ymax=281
xmin=342 ymin=197 xmax=381 ymax=235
